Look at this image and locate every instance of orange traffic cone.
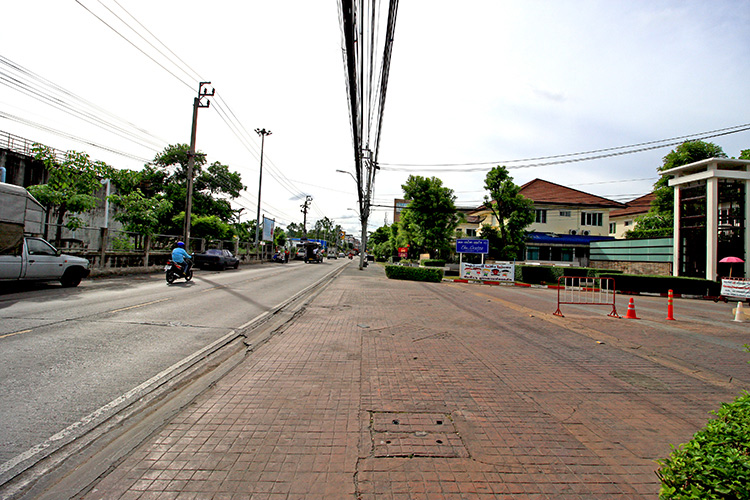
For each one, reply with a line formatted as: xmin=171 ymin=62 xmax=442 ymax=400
xmin=625 ymin=297 xmax=639 ymax=319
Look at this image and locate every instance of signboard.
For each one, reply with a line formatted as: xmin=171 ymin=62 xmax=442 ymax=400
xmin=721 ymin=278 xmax=750 ymax=299
xmin=262 ymin=216 xmax=274 ymax=242
xmin=460 ymin=263 xmax=515 ymax=282
xmin=398 ymin=247 xmax=409 ymax=259
xmin=456 ymin=238 xmax=489 ymax=254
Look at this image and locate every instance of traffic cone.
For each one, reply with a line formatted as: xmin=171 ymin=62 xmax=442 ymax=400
xmin=625 ymin=297 xmax=639 ymax=319
xmin=666 ymin=289 xmax=676 ymax=321
xmin=734 ymin=302 xmax=745 ymax=323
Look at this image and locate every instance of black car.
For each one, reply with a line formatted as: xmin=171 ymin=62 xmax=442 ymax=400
xmin=193 ymin=249 xmax=240 ymax=270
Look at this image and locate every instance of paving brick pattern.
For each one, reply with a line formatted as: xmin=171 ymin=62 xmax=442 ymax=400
xmin=84 ymin=264 xmax=748 ymax=499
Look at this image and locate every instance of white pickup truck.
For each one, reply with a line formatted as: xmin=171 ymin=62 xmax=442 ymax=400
xmin=0 ymin=183 xmax=90 ymax=287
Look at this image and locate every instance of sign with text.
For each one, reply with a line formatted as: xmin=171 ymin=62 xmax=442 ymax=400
xmin=721 ymin=278 xmax=750 ymax=299
xmin=461 ymin=263 xmax=515 ymax=282
xmin=262 ymin=216 xmax=274 ymax=242
xmin=398 ymin=247 xmax=409 ymax=259
xmin=456 ymin=238 xmax=489 ymax=254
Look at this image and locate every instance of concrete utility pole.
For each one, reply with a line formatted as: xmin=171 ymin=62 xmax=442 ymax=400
xmin=301 ymin=195 xmax=312 ymax=236
xmin=253 ymin=128 xmax=272 ymax=259
xmin=184 ymin=82 xmax=214 ymax=245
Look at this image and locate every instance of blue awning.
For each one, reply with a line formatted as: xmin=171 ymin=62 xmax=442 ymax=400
xmin=526 ymin=232 xmax=615 ymax=246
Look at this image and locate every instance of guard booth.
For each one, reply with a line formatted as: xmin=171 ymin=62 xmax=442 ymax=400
xmin=662 ymin=158 xmax=750 ymax=280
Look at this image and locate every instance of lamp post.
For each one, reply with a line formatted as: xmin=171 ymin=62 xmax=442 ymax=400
xmin=254 ymin=128 xmax=272 ymax=260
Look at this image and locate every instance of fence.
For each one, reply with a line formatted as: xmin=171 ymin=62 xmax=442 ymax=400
xmin=42 ymin=224 xmax=268 ymax=268
xmin=553 ymin=276 xmax=619 ymax=318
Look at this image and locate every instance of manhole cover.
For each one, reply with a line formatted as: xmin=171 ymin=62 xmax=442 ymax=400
xmin=370 ymin=412 xmax=467 ymax=458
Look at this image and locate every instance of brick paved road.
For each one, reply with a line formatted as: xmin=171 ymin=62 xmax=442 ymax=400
xmin=83 ymin=263 xmax=749 ymax=499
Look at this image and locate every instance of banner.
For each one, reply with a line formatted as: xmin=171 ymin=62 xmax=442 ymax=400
xmin=460 ymin=263 xmax=515 ymax=282
xmin=456 ymin=238 xmax=489 ymax=254
xmin=720 ymin=278 xmax=750 ymax=299
xmin=262 ymin=216 xmax=274 ymax=242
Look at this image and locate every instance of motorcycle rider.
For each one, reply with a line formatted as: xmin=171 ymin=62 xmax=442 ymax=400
xmin=171 ymin=241 xmax=193 ymax=276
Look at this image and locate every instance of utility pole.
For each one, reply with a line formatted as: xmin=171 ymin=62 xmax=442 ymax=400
xmin=301 ymin=195 xmax=312 ymax=236
xmin=184 ymin=82 xmax=214 ymax=245
xmin=253 ymin=128 xmax=272 ymax=260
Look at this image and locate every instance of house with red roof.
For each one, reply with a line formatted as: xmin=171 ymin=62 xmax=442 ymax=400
xmin=470 ymin=179 xmax=625 ymax=265
xmin=607 ymin=192 xmax=656 ymax=239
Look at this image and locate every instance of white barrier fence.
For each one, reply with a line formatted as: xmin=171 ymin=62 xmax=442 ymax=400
xmin=553 ymin=276 xmax=619 ymax=318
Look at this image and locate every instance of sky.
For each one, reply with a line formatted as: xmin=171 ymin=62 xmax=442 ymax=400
xmin=2 ymin=1 xmax=749 ymax=238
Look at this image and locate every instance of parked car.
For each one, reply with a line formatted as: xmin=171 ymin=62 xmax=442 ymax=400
xmin=193 ymin=249 xmax=240 ymax=270
xmin=338 ymin=252 xmax=345 ymax=258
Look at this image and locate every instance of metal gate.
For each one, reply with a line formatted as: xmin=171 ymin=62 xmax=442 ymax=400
xmin=553 ymin=276 xmax=619 ymax=318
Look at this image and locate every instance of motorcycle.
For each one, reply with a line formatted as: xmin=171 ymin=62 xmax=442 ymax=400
xmin=165 ymin=259 xmax=193 ymax=284
xmin=271 ymin=252 xmax=285 ymax=263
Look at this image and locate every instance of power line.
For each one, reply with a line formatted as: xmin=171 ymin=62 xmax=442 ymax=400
xmin=379 ymin=123 xmax=750 ymax=171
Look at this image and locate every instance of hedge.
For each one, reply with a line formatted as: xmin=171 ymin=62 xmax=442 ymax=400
xmin=385 ymin=264 xmax=443 ymax=283
xmin=515 ymin=265 xmax=621 ymax=285
xmin=656 ymin=391 xmax=750 ymax=499
xmin=421 ymin=259 xmax=446 ymax=267
xmin=598 ymin=274 xmax=721 ymax=296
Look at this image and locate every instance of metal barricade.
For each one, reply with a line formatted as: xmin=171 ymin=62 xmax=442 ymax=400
xmin=553 ymin=276 xmax=619 ymax=318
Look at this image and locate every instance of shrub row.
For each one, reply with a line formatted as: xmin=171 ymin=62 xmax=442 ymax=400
xmin=598 ymin=273 xmax=721 ymax=296
xmin=385 ymin=264 xmax=443 ymax=283
xmin=656 ymin=391 xmax=750 ymax=499
xmin=421 ymin=259 xmax=446 ymax=267
xmin=514 ymin=265 xmax=621 ymax=285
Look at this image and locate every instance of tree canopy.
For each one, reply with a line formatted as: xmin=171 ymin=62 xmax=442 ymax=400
xmin=481 ymin=166 xmax=534 ymax=260
xmin=400 ymin=175 xmax=460 ymax=258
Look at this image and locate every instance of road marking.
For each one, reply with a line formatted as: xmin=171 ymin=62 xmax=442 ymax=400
xmin=0 ymin=329 xmax=32 ymax=339
xmin=108 ymin=298 xmax=172 ymax=314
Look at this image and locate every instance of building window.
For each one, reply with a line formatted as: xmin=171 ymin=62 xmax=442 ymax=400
xmin=624 ymin=220 xmax=631 ymax=226
xmin=609 ymin=222 xmax=616 ymax=233
xmin=526 ymin=246 xmax=540 ymax=260
xmin=535 ymin=209 xmax=547 ymax=223
xmin=559 ymin=210 xmax=571 ymax=217
xmin=581 ymin=212 xmax=603 ymax=226
xmin=466 ymin=228 xmax=477 ymax=237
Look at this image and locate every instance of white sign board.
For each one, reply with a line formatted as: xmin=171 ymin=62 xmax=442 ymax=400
xmin=461 ymin=263 xmax=515 ymax=282
xmin=721 ymin=278 xmax=750 ymax=299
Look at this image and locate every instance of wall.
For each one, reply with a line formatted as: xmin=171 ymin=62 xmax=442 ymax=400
xmin=590 ymin=237 xmax=673 ymax=275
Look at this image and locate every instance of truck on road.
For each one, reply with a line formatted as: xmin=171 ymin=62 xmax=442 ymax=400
xmin=0 ymin=183 xmax=90 ymax=287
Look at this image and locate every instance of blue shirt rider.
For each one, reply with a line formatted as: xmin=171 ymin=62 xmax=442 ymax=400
xmin=171 ymin=241 xmax=193 ymax=275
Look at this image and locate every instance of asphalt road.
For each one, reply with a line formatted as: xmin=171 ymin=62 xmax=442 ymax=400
xmin=0 ymin=258 xmax=350 ymax=465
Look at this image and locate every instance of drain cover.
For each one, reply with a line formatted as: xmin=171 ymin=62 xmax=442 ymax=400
xmin=370 ymin=412 xmax=467 ymax=458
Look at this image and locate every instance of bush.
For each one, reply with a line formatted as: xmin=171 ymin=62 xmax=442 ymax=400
xmin=385 ymin=264 xmax=443 ymax=283
xmin=514 ymin=265 xmax=618 ymax=285
xmin=598 ymin=274 xmax=720 ymax=296
xmin=657 ymin=391 xmax=750 ymax=499
xmin=421 ymin=259 xmax=446 ymax=267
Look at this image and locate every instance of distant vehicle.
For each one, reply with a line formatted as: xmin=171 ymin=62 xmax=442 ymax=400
xmin=338 ymin=252 xmax=345 ymax=258
xmin=327 ymin=252 xmax=337 ymax=259
xmin=193 ymin=249 xmax=240 ymax=270
xmin=0 ymin=183 xmax=90 ymax=287
xmin=295 ymin=248 xmax=306 ymax=260
xmin=303 ymin=241 xmax=324 ymax=263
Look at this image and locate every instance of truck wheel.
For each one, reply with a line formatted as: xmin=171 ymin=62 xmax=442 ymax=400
xmin=60 ymin=270 xmax=82 ymax=287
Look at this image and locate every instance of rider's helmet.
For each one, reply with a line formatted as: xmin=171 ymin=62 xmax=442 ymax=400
xmin=177 ymin=241 xmax=185 ymax=248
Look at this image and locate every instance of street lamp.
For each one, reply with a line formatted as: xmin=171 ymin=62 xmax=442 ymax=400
xmin=254 ymin=128 xmax=272 ymax=259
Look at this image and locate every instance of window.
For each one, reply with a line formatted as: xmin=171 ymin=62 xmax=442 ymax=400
xmin=624 ymin=220 xmax=631 ymax=226
xmin=535 ymin=209 xmax=547 ymax=223
xmin=559 ymin=210 xmax=571 ymax=217
xmin=466 ymin=228 xmax=477 ymax=237
xmin=526 ymin=246 xmax=540 ymax=260
xmin=580 ymin=212 xmax=603 ymax=226
xmin=609 ymin=222 xmax=616 ymax=233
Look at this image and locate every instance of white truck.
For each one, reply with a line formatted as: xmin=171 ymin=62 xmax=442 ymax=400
xmin=0 ymin=183 xmax=90 ymax=287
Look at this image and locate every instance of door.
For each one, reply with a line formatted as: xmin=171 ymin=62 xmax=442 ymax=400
xmin=23 ymin=238 xmax=65 ymax=280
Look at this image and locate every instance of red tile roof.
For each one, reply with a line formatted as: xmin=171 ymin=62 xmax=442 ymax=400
xmin=609 ymin=192 xmax=655 ymax=218
xmin=518 ymin=179 xmax=625 ymax=208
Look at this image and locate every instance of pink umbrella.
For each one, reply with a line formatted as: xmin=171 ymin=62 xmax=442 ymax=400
xmin=719 ymin=256 xmax=744 ymax=277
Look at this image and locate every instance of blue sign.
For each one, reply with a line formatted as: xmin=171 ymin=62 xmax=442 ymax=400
xmin=456 ymin=238 xmax=489 ymax=254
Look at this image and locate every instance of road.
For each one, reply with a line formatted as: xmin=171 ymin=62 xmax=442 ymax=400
xmin=0 ymin=258 xmax=350 ymax=465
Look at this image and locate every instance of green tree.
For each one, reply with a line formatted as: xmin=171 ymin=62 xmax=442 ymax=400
xmin=627 ymin=140 xmax=726 ymax=239
xmin=369 ymin=225 xmax=394 ymax=260
xmin=401 ymin=175 xmax=460 ymax=258
xmin=286 ymin=222 xmax=305 ymax=238
xmin=109 ymin=190 xmax=172 ymax=236
xmin=481 ymin=166 xmax=534 ymax=260
xmin=273 ymin=227 xmax=287 ymax=248
xmin=29 ymin=145 xmax=112 ymax=245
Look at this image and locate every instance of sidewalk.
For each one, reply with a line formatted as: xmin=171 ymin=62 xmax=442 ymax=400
xmin=82 ymin=263 xmax=749 ymax=499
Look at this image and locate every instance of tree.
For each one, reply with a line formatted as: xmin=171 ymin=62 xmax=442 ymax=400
xmin=626 ymin=140 xmax=726 ymax=239
xmin=481 ymin=166 xmax=534 ymax=260
xmin=109 ymin=190 xmax=172 ymax=236
xmin=273 ymin=227 xmax=287 ymax=248
xmin=369 ymin=225 xmax=394 ymax=260
xmin=29 ymin=145 xmax=112 ymax=245
xmin=400 ymin=175 xmax=460 ymax=258
xmin=286 ymin=222 xmax=305 ymax=238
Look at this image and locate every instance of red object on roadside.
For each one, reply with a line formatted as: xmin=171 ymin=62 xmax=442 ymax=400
xmin=625 ymin=298 xmax=639 ymax=319
xmin=666 ymin=289 xmax=676 ymax=321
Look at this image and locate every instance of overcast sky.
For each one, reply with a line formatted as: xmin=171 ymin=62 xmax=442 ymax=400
xmin=2 ymin=1 xmax=749 ymax=237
